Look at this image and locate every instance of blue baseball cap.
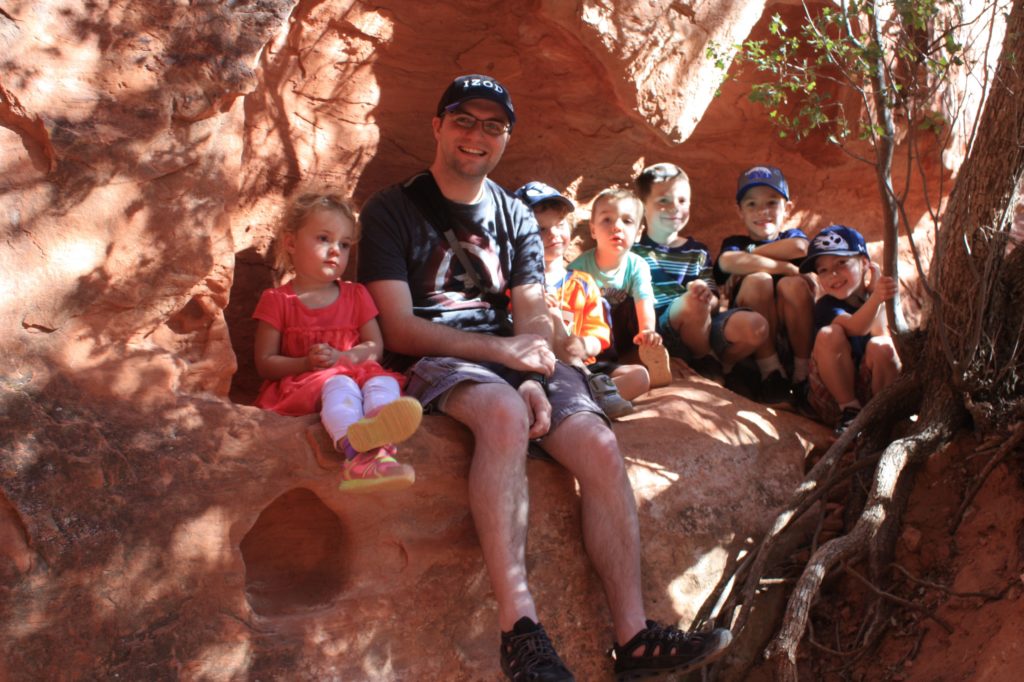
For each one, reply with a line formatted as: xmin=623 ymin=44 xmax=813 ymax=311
xmin=736 ymin=165 xmax=790 ymax=203
xmin=436 ymin=74 xmax=516 ymax=128
xmin=800 ymin=225 xmax=869 ymax=273
xmin=514 ymin=181 xmax=575 ymax=212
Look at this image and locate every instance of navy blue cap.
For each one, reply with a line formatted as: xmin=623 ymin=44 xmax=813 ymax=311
xmin=800 ymin=225 xmax=869 ymax=273
xmin=514 ymin=181 xmax=574 ymax=212
xmin=736 ymin=165 xmax=790 ymax=203
xmin=436 ymin=74 xmax=515 ymax=128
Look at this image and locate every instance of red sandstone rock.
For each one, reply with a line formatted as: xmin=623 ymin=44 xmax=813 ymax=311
xmin=0 ymin=363 xmax=828 ymax=680
xmin=0 ymin=0 xmax=1000 ymax=679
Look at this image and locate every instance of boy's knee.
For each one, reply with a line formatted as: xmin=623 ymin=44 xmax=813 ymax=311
xmin=813 ymin=325 xmax=850 ymax=355
xmin=777 ymin=276 xmax=813 ymax=304
xmin=740 ymin=272 xmax=773 ymax=294
xmin=866 ymin=337 xmax=899 ymax=365
xmin=727 ymin=310 xmax=769 ymax=345
xmin=674 ymin=306 xmax=709 ymax=336
xmin=737 ymin=273 xmax=774 ymax=306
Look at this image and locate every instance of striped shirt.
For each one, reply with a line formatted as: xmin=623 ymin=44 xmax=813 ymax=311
xmin=631 ymin=233 xmax=717 ymax=313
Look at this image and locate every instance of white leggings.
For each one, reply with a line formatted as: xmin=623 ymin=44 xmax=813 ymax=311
xmin=320 ymin=374 xmax=401 ymax=447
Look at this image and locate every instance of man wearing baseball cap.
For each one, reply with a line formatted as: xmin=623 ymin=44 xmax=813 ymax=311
xmin=359 ymin=74 xmax=730 ymax=680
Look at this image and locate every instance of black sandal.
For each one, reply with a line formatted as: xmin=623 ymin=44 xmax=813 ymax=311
xmin=608 ymin=620 xmax=732 ymax=680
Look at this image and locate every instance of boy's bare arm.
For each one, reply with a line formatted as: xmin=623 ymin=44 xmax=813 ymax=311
xmin=718 ymin=251 xmax=799 ymax=276
xmin=753 ymin=236 xmax=808 ymax=260
xmin=831 ymin=267 xmax=898 ymax=337
xmin=547 ymin=306 xmax=599 ymax=364
xmin=718 ymin=237 xmax=808 ymax=276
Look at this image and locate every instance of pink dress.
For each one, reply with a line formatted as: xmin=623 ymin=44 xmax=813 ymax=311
xmin=252 ymin=281 xmax=406 ymax=416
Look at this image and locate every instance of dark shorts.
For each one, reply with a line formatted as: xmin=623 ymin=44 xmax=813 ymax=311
xmin=657 ymin=305 xmax=747 ymax=362
xmin=404 ymin=356 xmax=609 ymax=435
xmin=808 ymin=356 xmax=873 ymax=425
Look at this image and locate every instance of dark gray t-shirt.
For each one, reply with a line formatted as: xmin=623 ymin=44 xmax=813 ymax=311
xmin=358 ymin=172 xmax=545 ymax=362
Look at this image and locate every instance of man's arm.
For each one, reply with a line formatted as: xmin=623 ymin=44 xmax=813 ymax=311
xmin=366 ymin=279 xmax=555 ymax=374
xmin=510 ymin=281 xmax=553 ymax=341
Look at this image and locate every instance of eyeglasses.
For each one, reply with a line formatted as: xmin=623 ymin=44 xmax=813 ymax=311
xmin=446 ymin=111 xmax=510 ymax=137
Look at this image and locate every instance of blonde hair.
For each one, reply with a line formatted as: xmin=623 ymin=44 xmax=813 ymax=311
xmin=591 ymin=187 xmax=643 ymax=221
xmin=273 ymin=192 xmax=357 ymax=274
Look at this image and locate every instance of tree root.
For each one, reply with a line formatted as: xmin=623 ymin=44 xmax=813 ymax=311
xmin=764 ymin=419 xmax=953 ymax=681
xmin=843 ymin=564 xmax=953 ymax=633
xmin=891 ymin=562 xmax=1012 ymax=602
xmin=951 ymin=420 xmax=1024 ymax=533
xmin=693 ymin=376 xmax=921 ymax=637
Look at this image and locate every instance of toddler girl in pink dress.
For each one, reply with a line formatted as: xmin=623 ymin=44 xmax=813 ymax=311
xmin=253 ymin=192 xmax=421 ymax=492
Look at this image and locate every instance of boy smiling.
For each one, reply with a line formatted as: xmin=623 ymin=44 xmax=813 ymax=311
xmin=800 ymin=225 xmax=901 ymax=435
xmin=632 ymin=162 xmax=768 ymax=385
xmin=715 ymin=165 xmax=814 ymax=404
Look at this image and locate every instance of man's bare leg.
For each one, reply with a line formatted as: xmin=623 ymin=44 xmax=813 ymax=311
xmin=541 ymin=411 xmax=647 ymax=645
xmin=442 ymin=381 xmax=537 ymax=631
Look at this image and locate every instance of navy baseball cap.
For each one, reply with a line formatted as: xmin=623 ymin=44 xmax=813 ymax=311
xmin=514 ymin=181 xmax=575 ymax=212
xmin=736 ymin=165 xmax=790 ymax=203
xmin=800 ymin=225 xmax=869 ymax=273
xmin=436 ymin=74 xmax=516 ymax=128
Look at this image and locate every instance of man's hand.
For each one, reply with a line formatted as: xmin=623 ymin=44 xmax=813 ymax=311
xmin=498 ymin=334 xmax=557 ymax=375
xmin=518 ymin=379 xmax=552 ymax=439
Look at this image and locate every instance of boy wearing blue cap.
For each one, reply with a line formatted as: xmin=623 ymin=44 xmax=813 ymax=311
xmin=632 ymin=162 xmax=768 ymax=384
xmin=514 ymin=181 xmax=649 ymax=418
xmin=801 ymin=225 xmax=901 ymax=435
xmin=715 ymin=165 xmax=815 ymax=404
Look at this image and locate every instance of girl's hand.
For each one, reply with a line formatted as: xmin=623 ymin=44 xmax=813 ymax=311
xmin=307 ymin=343 xmax=334 ymax=370
xmin=332 ymin=349 xmax=365 ymax=368
xmin=633 ymin=329 xmax=663 ymax=347
xmin=544 ymin=291 xmax=561 ymax=310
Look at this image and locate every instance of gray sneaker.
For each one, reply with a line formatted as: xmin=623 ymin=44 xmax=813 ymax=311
xmin=587 ymin=371 xmax=635 ymax=419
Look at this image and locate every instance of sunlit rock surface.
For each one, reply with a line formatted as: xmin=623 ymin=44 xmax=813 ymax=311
xmin=0 ymin=363 xmax=828 ymax=680
xmin=1 ymin=0 xmax=992 ymax=678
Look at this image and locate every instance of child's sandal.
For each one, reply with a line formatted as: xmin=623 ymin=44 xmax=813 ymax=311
xmin=346 ymin=397 xmax=423 ymax=453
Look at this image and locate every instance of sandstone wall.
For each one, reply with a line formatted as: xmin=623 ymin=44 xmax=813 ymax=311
xmin=0 ymin=0 xmax=998 ymax=679
xmin=2 ymin=0 xmax=965 ymax=391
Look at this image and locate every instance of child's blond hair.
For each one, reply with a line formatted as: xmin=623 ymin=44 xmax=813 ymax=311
xmin=273 ymin=191 xmax=357 ymax=275
xmin=591 ymin=187 xmax=643 ymax=222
